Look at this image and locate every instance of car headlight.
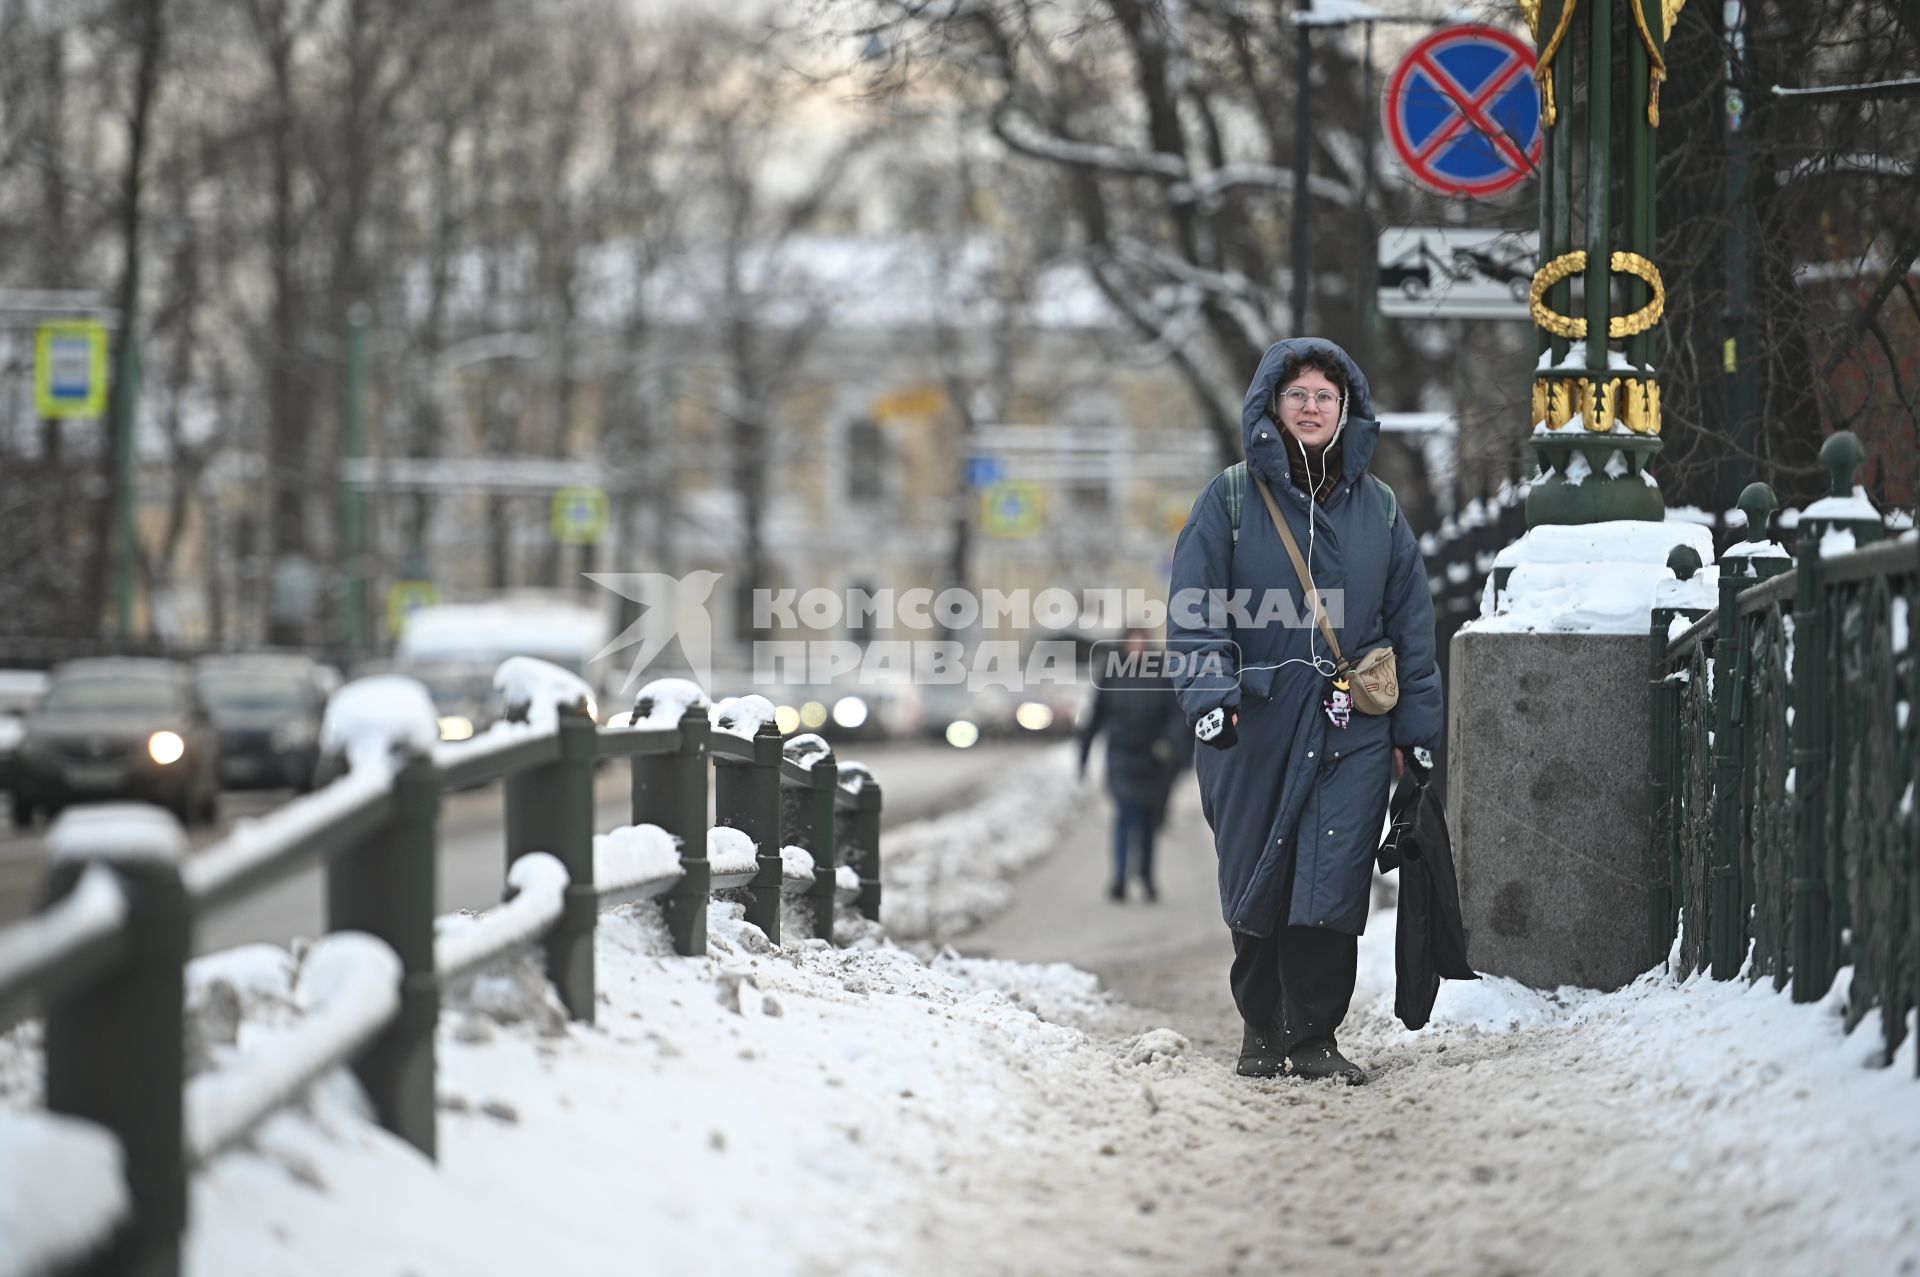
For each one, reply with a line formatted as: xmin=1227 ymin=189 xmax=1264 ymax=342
xmin=774 ymin=705 xmax=801 ymax=735
xmin=148 ymin=731 xmax=186 ymax=765
xmin=271 ymin=721 xmax=317 ymax=752
xmin=438 ymin=715 xmax=474 ymax=742
xmin=945 ymin=720 xmax=979 ymax=749
xmin=1014 ymin=702 xmax=1055 ymax=731
xmin=831 ymin=696 xmax=868 ymax=729
xmin=799 ymin=701 xmax=828 ymax=729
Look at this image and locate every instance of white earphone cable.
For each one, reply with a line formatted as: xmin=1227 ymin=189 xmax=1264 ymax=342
xmin=1241 ymin=390 xmax=1347 ymax=682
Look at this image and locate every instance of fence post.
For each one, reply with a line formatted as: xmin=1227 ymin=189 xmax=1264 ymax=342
xmin=784 ymin=737 xmax=839 ymax=943
xmin=41 ymin=813 xmax=190 ymax=1277
xmin=504 ymin=704 xmax=597 ymax=1022
xmin=633 ymin=702 xmax=711 ymax=957
xmin=715 ymin=719 xmax=785 ymax=943
xmin=836 ymin=769 xmax=884 ymax=923
xmin=326 ymin=752 xmax=439 ymax=1158
xmin=1647 ymin=545 xmax=1699 ymax=969
xmin=1708 ymin=560 xmax=1749 ymax=981
xmin=1790 ymin=532 xmax=1833 ymax=1001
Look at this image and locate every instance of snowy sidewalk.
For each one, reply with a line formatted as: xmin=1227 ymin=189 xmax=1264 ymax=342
xmin=953 ymin=768 xmax=1920 ymax=1275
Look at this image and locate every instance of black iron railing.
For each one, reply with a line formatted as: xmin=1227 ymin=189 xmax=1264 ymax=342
xmin=0 ymin=670 xmax=883 ymax=1276
xmin=1650 ymin=434 xmax=1915 ymax=1080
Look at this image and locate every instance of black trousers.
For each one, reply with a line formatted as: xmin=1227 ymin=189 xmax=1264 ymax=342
xmin=1230 ymin=925 xmax=1359 ymax=1050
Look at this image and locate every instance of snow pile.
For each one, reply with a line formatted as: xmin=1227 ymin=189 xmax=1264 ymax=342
xmin=836 ymin=761 xmax=876 ymax=794
xmin=1472 ymin=520 xmax=1719 ymax=635
xmin=881 ymin=744 xmax=1084 ymax=941
xmin=594 ymin=824 xmax=682 ymax=891
xmin=187 ymin=934 xmax=402 ymax=1164
xmin=784 ymin=733 xmax=832 ymax=766
xmin=708 ymin=827 xmax=759 ymax=875
xmin=320 ymin=676 xmax=440 ymax=772
xmin=779 ymin=845 xmax=816 ymax=890
xmin=631 ymin=678 xmax=709 ymax=728
xmin=166 ymin=896 xmax=1166 ymax=1276
xmin=493 ymin=657 xmax=596 ymax=728
xmin=0 ymin=1110 xmax=127 ymax=1277
xmin=710 ymin=695 xmax=778 ymax=740
xmin=184 ymin=945 xmax=301 ymax=1074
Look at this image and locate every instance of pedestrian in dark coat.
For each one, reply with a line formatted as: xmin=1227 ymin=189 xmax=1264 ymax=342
xmin=1078 ymin=628 xmax=1189 ymax=903
xmin=1167 ymin=337 xmax=1442 ymax=1084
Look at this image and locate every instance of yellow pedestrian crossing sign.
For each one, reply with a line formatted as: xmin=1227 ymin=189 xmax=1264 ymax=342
xmin=981 ymin=481 xmax=1043 ymax=539
xmin=552 ymin=486 xmax=609 ymax=545
xmin=35 ymin=321 xmax=108 ymax=419
xmin=387 ymin=581 xmax=440 ymax=637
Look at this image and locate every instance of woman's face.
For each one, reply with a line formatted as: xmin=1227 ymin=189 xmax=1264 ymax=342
xmin=1276 ymin=368 xmax=1343 ymax=451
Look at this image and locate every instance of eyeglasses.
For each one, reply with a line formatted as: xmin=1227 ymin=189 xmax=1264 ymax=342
xmin=1278 ymin=387 xmax=1342 ymax=413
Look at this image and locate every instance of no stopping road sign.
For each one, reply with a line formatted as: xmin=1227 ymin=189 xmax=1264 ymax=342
xmin=1385 ymin=26 xmax=1542 ymax=199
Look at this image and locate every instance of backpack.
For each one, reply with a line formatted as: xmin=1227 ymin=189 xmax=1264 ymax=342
xmin=1220 ymin=461 xmax=1397 ymax=543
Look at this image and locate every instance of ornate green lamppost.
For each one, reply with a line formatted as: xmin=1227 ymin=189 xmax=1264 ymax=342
xmin=1521 ymin=0 xmax=1685 ymax=525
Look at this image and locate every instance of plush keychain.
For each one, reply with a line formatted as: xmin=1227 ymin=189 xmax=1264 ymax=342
xmin=1324 ymin=674 xmax=1352 ymax=729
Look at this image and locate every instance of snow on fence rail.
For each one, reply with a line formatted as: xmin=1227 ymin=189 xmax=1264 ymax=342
xmin=0 ymin=664 xmax=886 ymax=1277
xmin=1650 ymin=434 xmax=1917 ymax=1078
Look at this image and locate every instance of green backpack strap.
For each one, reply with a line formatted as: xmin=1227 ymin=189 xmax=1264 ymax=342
xmin=1373 ymin=475 xmax=1398 ymax=528
xmin=1221 ymin=461 xmax=1395 ymax=538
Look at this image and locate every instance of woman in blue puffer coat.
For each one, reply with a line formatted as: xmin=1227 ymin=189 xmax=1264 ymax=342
xmin=1168 ymin=337 xmax=1442 ymax=1085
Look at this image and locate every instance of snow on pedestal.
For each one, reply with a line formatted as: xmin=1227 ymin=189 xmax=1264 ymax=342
xmin=320 ymin=676 xmax=440 ymax=773
xmin=1472 ymin=520 xmax=1719 ymax=635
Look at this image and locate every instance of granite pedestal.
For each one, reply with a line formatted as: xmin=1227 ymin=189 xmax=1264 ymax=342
xmin=1447 ymin=628 xmax=1655 ymax=991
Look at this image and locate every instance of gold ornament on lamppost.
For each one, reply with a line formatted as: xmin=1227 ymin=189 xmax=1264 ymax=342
xmin=1519 ymin=0 xmax=1685 ymax=525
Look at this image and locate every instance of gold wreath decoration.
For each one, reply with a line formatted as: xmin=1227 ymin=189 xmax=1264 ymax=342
xmin=1528 ymin=250 xmax=1666 ymax=340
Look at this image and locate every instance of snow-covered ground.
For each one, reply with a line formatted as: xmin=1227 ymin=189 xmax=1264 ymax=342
xmin=2 ymin=742 xmax=1917 ymax=1275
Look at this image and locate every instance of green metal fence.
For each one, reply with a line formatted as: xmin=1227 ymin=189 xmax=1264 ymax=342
xmin=1650 ymin=433 xmax=1916 ymax=1079
xmin=0 ymin=672 xmax=884 ymax=1277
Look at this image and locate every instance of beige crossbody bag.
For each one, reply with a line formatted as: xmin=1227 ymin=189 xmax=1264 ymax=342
xmin=1251 ymin=474 xmax=1400 ymax=715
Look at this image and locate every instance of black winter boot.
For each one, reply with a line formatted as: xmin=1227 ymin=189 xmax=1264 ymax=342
xmin=1236 ymin=1022 xmax=1284 ymax=1078
xmin=1284 ymin=1038 xmax=1367 ymax=1085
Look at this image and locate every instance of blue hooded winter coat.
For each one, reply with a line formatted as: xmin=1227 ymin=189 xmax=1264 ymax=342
xmin=1168 ymin=338 xmax=1442 ymax=939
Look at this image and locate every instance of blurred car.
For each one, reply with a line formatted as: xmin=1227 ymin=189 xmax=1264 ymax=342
xmin=0 ymin=669 xmax=50 ymax=796
xmin=9 ymin=659 xmax=221 ymax=828
xmin=193 ymin=654 xmax=333 ymax=791
xmin=408 ymin=662 xmax=507 ymax=742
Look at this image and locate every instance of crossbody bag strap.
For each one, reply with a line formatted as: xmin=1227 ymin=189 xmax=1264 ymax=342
xmin=1251 ymin=473 xmax=1345 ymax=668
